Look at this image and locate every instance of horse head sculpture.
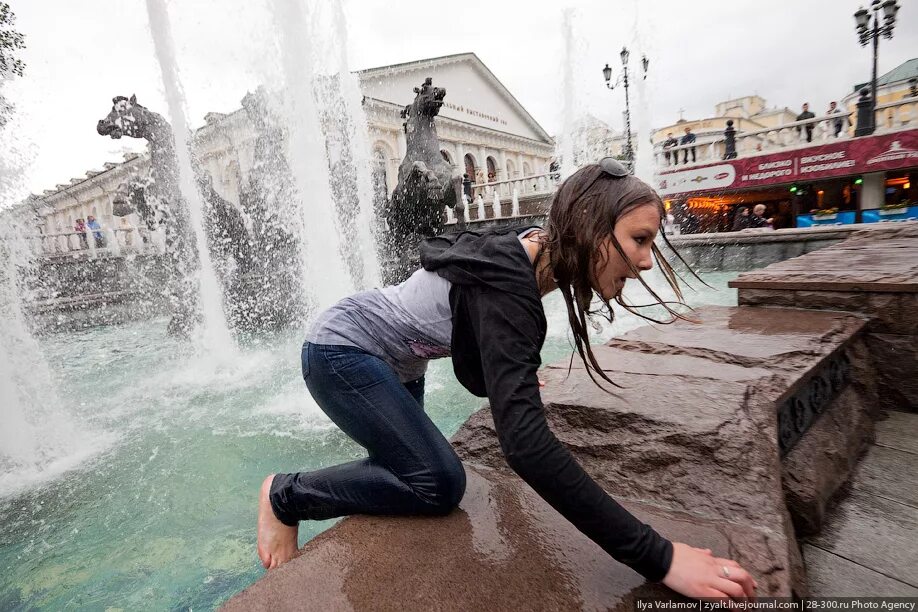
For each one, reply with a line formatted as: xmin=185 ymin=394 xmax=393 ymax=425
xmin=97 ymin=94 xmax=159 ymax=140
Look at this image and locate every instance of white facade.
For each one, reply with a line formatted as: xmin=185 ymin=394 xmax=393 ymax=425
xmin=28 ymin=52 xmax=554 ymax=252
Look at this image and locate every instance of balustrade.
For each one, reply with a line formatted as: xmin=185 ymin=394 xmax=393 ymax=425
xmin=654 ymin=99 xmax=917 ymax=171
xmin=34 ymin=226 xmax=165 ymax=257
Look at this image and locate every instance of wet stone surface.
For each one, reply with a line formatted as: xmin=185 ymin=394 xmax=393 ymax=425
xmin=226 ymin=467 xmax=694 ymax=612
xmin=227 ymin=306 xmax=874 ymax=607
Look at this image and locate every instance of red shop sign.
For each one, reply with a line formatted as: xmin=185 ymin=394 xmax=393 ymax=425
xmin=655 ymin=128 xmax=918 ymax=197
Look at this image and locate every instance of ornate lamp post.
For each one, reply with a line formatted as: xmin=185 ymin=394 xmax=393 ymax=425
xmin=853 ymin=0 xmax=900 ymax=136
xmin=602 ymin=48 xmax=649 ymax=163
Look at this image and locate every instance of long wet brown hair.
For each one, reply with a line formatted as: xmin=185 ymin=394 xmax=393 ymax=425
xmin=533 ymin=164 xmax=698 ymax=390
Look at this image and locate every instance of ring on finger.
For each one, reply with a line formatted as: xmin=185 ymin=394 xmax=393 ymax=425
xmin=721 ymin=565 xmax=731 ymax=579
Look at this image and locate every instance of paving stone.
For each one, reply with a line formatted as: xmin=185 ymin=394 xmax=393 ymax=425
xmin=807 ymin=491 xmax=918 ymax=587
xmin=851 ymin=445 xmax=918 ymax=509
xmin=875 ymin=411 xmax=918 ymax=455
xmin=803 ymin=544 xmax=918 ymax=596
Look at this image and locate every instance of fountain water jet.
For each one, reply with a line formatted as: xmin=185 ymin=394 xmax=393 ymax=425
xmin=270 ymin=0 xmax=353 ymax=312
xmin=145 ymin=0 xmax=235 ymax=356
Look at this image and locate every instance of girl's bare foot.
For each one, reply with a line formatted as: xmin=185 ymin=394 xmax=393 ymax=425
xmin=257 ymin=475 xmax=299 ymax=569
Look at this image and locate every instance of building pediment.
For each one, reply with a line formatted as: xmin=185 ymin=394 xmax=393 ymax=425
xmin=358 ymin=53 xmax=552 ymax=145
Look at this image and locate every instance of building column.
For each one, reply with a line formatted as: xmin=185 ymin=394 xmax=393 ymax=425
xmin=478 ymin=146 xmax=488 ymax=182
xmin=498 ymin=149 xmax=508 ymax=181
xmin=396 ymin=129 xmax=407 ymax=159
xmin=455 ymin=141 xmax=466 ymax=176
xmin=516 ymin=152 xmax=525 ymax=178
xmin=860 ymin=172 xmax=886 ymax=212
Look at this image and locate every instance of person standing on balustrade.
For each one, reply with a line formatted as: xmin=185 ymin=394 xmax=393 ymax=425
xmin=86 ymin=215 xmax=105 ymax=248
xmin=827 ymin=101 xmax=848 ymax=138
xmin=662 ymin=132 xmax=679 ymax=166
xmin=680 ymin=127 xmax=696 ymax=164
xmin=796 ymin=103 xmax=816 ymax=143
xmin=257 ymin=158 xmax=757 ymax=601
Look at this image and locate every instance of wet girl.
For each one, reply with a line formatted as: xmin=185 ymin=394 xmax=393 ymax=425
xmin=257 ymin=159 xmax=756 ymax=599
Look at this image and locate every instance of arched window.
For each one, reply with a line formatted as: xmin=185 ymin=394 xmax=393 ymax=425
xmin=463 ymin=153 xmax=477 ymax=181
xmin=486 ymin=156 xmax=497 ymax=183
xmin=505 ymin=158 xmax=516 ymax=179
xmin=522 ymin=162 xmax=532 ymax=177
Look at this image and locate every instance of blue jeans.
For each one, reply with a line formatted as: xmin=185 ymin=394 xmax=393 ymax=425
xmin=269 ymin=342 xmax=466 ymax=525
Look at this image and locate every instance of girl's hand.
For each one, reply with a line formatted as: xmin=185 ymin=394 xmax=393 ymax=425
xmin=662 ymin=542 xmax=757 ymax=599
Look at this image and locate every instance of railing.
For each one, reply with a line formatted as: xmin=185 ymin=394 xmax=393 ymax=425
xmin=471 ymin=172 xmax=559 ymax=200
xmin=35 ymin=226 xmax=167 ymax=257
xmin=654 ymin=98 xmax=918 ymax=171
xmin=445 ymin=172 xmax=558 ymax=225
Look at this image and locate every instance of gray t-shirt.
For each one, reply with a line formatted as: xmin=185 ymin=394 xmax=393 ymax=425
xmin=306 ymin=267 xmax=453 ymax=382
xmin=307 ymin=229 xmax=540 ymax=382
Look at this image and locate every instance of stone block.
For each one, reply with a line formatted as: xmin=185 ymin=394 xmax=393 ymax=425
xmin=866 ymin=333 xmax=918 ymax=412
xmin=696 ymin=244 xmax=725 ymax=271
xmin=782 ymin=384 xmax=875 ymax=536
xmin=225 ymin=467 xmax=798 ymax=611
xmin=738 ymin=289 xmax=795 ymax=307
xmin=803 ymin=545 xmax=918 ymax=597
xmin=721 ymin=244 xmax=753 ymax=271
xmin=749 ymin=242 xmax=787 ymax=269
xmin=792 ymin=290 xmax=868 ymax=312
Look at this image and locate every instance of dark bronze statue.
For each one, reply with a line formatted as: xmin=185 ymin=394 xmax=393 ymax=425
xmin=383 ymin=78 xmax=464 ymax=283
xmin=97 ymin=94 xmax=254 ymax=335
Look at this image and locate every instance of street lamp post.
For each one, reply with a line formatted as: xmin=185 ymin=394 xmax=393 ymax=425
xmin=602 ymin=47 xmax=648 ymax=164
xmin=853 ymin=0 xmax=900 ymax=136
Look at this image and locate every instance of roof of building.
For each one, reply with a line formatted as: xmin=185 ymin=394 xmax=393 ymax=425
xmin=854 ymin=57 xmax=918 ymax=92
xmin=357 ymin=52 xmax=552 ymax=143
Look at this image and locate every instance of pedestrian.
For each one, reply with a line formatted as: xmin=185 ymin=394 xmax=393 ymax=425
xmin=826 ymin=101 xmax=848 ymax=138
xmin=680 ymin=127 xmax=696 ymax=164
xmin=732 ymin=206 xmax=750 ymax=231
xmin=86 ymin=215 xmax=105 ymax=248
xmin=662 ymin=132 xmax=679 ymax=166
xmin=462 ymin=173 xmax=473 ymax=202
xmin=74 ymin=218 xmax=89 ymax=249
xmin=748 ymin=204 xmax=773 ymax=228
xmin=796 ymin=103 xmax=816 ymax=143
xmin=257 ymin=158 xmax=757 ymax=600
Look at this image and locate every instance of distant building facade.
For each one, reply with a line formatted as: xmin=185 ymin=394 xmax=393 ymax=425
xmin=25 ymin=52 xmax=554 ymax=253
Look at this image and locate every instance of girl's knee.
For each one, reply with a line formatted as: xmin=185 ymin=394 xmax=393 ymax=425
xmin=419 ymin=460 xmax=466 ymax=515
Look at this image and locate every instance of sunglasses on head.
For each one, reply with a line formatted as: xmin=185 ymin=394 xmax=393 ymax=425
xmin=598 ymin=157 xmax=631 ymax=177
xmin=566 ymin=157 xmax=632 ymax=203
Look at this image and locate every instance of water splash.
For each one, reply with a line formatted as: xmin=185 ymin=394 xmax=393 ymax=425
xmin=0 ymin=132 xmax=113 ymax=498
xmin=557 ymin=9 xmax=579 ymax=180
xmin=270 ymin=0 xmax=353 ymax=311
xmin=145 ymin=0 xmax=235 ymax=356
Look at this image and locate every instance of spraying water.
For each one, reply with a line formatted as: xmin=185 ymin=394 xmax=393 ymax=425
xmin=630 ymin=3 xmax=655 ymax=183
xmin=270 ymin=0 xmax=353 ymax=311
xmin=0 ymin=126 xmax=112 ymax=496
xmin=557 ymin=9 xmax=578 ymax=180
xmin=332 ymin=0 xmax=381 ymax=289
xmin=145 ymin=0 xmax=235 ymax=355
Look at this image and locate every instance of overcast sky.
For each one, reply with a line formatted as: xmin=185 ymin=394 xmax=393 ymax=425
xmin=2 ymin=0 xmax=915 ymax=199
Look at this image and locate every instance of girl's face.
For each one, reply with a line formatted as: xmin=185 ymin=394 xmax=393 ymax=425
xmin=593 ymin=203 xmax=660 ymax=300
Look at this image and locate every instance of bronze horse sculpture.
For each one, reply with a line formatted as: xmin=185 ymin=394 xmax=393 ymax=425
xmin=97 ymin=94 xmax=255 ymax=335
xmin=384 ymin=78 xmax=464 ymax=284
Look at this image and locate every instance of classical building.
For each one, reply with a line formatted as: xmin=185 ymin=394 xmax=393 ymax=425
xmin=28 ymin=52 xmax=554 ymax=255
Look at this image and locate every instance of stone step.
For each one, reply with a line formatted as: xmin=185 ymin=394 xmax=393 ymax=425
xmin=452 ymin=305 xmax=873 ymax=597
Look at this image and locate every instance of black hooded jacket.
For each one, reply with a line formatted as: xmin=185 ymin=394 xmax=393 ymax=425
xmin=419 ymin=227 xmax=674 ymax=582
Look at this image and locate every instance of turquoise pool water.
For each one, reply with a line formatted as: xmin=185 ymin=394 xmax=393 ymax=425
xmin=0 ymin=273 xmax=737 ymax=610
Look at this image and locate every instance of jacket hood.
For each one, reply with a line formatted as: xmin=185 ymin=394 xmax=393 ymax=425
xmin=419 ymin=226 xmax=542 ymax=300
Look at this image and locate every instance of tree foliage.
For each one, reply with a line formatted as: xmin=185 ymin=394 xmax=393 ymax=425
xmin=0 ymin=2 xmax=26 ymax=127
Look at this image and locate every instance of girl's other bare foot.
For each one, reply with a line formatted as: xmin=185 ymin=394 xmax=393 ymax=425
xmin=257 ymin=475 xmax=299 ymax=569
